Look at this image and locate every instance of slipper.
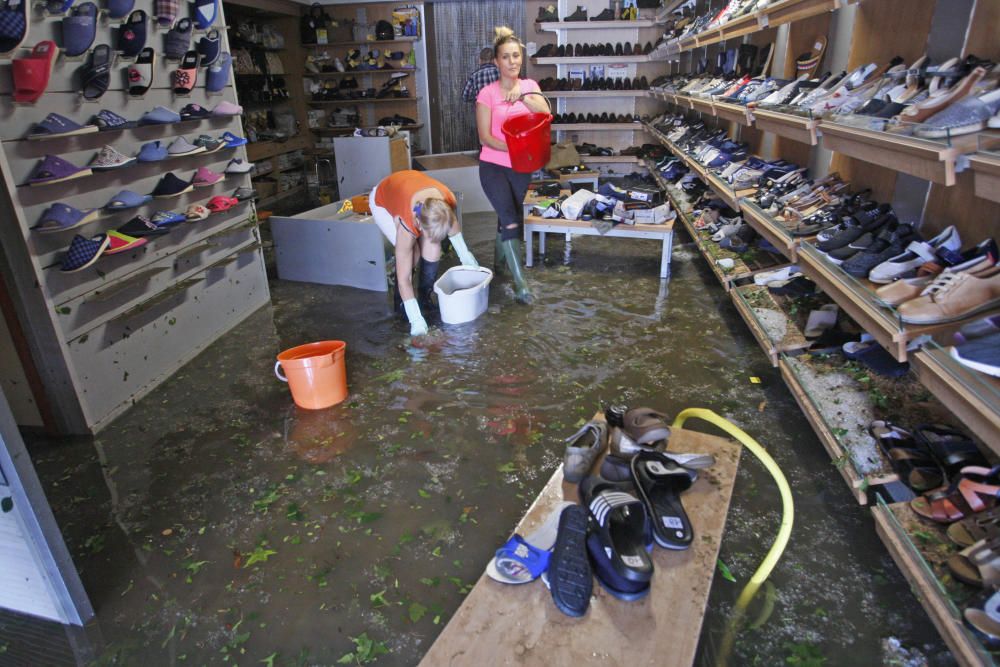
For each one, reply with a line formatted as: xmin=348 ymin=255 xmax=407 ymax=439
xmin=173 ymin=50 xmax=198 ymax=94
xmin=103 ymin=229 xmax=148 ymax=254
xmin=916 ymin=424 xmax=989 ymax=481
xmin=868 ymin=420 xmax=943 ymax=492
xmin=60 ymin=233 xmax=109 ymax=272
xmin=150 ymin=210 xmax=186 ymax=227
xmin=850 ymin=340 xmax=911 ymax=378
xmin=948 ymin=536 xmax=1000 ymax=589
xmin=105 ymin=189 xmax=151 ymax=210
xmin=26 ymin=154 xmax=91 ymax=186
xmin=0 ymin=0 xmax=28 ymax=56
xmin=630 ymin=450 xmax=696 ymax=550
xmin=966 ymin=590 xmax=1000 ymax=648
xmin=33 ymin=202 xmax=99 ymax=233
xmin=579 ymin=476 xmax=653 ymax=585
xmin=164 ymin=17 xmax=191 ymax=60
xmin=44 ymin=0 xmax=73 ymax=16
xmin=803 ymin=303 xmax=838 ymax=338
xmin=185 ymin=203 xmax=210 ymax=221
xmin=27 ymin=113 xmax=98 ymax=140
xmin=206 ymin=195 xmax=238 ymax=212
xmin=911 ymin=465 xmax=1000 ymax=523
xmin=545 ymin=504 xmax=593 ymax=617
xmin=562 ymin=420 xmax=608 ymax=484
xmin=948 ymin=508 xmax=1000 ymax=548
xmin=106 ymin=0 xmax=132 ymax=20
xmin=196 ymin=28 xmax=220 ymax=66
xmin=127 ymin=47 xmax=155 ymax=96
xmin=117 ymin=215 xmax=169 ymax=237
xmin=61 ymin=1 xmax=97 ymax=57
xmin=154 ymin=0 xmax=178 ymax=27
xmin=80 ymin=44 xmax=113 ymax=100
xmin=486 ymin=500 xmax=571 ymax=585
xmin=192 ymin=0 xmax=217 ymax=30
xmin=13 ymin=41 xmax=57 ymax=103
xmin=117 ymin=10 xmax=146 ymax=58
xmin=608 ymin=426 xmax=661 ymax=460
xmin=586 ymin=531 xmax=650 ymax=601
xmin=205 ymin=51 xmax=230 ymax=92
xmin=622 ymin=406 xmax=671 ymax=446
xmin=795 ymin=37 xmax=827 ymax=78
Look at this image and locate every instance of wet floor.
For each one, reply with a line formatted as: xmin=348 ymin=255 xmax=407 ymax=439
xmin=16 ymin=212 xmax=953 ymax=666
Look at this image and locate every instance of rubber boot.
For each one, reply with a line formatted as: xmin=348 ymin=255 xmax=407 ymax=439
xmin=417 ymin=259 xmax=439 ymax=312
xmin=500 ymin=238 xmax=532 ymax=304
xmin=493 ymin=232 xmax=505 ymax=277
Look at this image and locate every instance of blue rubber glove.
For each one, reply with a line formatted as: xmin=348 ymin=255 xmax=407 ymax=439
xmin=448 ymin=232 xmax=479 ymax=267
xmin=402 ymin=298 xmax=428 ymax=336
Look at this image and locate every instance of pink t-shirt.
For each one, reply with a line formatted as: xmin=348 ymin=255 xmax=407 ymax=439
xmin=476 ymin=79 xmax=542 ymax=168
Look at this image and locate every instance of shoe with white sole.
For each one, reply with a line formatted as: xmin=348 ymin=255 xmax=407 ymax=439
xmin=869 ymin=225 xmax=962 ymax=284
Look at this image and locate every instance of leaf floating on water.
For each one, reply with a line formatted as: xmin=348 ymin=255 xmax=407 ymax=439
xmin=757 ymin=401 xmax=767 ymax=412
xmin=244 ymin=546 xmax=277 ymax=567
xmin=497 ymin=462 xmax=516 ymax=473
xmin=717 ymin=558 xmax=736 ymax=583
xmin=409 ymin=602 xmax=427 ymax=623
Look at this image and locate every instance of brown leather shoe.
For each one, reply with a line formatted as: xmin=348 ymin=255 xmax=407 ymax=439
xmin=897 ymin=66 xmax=987 ymax=124
xmin=876 ymin=251 xmax=996 ymax=307
xmin=898 ymin=266 xmax=1000 ymax=324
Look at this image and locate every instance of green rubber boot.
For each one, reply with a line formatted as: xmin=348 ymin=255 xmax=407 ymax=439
xmin=494 ymin=233 xmax=505 ymax=277
xmin=500 ymin=238 xmax=532 ymax=304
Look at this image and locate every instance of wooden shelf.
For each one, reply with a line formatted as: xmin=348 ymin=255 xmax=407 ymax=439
xmin=545 ymin=90 xmax=651 ymax=98
xmin=303 ymin=37 xmax=418 ymax=47
xmin=817 ymin=120 xmax=979 ymax=187
xmin=779 ymin=354 xmax=898 ymax=504
xmin=752 ymin=107 xmax=820 ymax=145
xmin=739 ymin=198 xmax=801 ymax=260
xmin=305 ymin=70 xmax=415 ymax=78
xmin=246 ymin=135 xmax=310 ymax=162
xmin=731 ymin=284 xmax=810 ymax=366
xmin=310 ymin=123 xmax=423 ymax=135
xmin=968 ymin=151 xmax=1000 ymax=205
xmin=580 ymin=155 xmax=642 ymax=163
xmin=534 ymin=55 xmax=652 ymax=65
xmin=551 ymin=122 xmax=647 ymax=131
xmin=308 ymin=97 xmax=421 ymax=106
xmin=713 ymin=100 xmax=753 ymax=126
xmin=912 ymin=345 xmax=1000 ymax=457
xmin=256 ymin=184 xmax=307 ymax=209
xmin=536 ymin=19 xmax=658 ymax=30
xmin=872 ymin=500 xmax=994 ymax=666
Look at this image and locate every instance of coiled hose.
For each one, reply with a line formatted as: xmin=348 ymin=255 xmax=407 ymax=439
xmin=670 ymin=408 xmax=794 ymax=666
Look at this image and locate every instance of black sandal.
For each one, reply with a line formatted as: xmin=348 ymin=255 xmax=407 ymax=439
xmin=869 ymin=420 xmax=943 ymax=492
xmin=81 ymin=43 xmax=112 ymax=100
xmin=545 ymin=504 xmax=592 ymax=617
xmin=917 ymin=423 xmax=988 ymax=481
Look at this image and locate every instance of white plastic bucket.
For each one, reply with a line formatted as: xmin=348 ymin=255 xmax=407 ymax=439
xmin=433 ymin=266 xmax=493 ymax=324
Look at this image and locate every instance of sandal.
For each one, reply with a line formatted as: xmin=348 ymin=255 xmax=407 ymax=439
xmin=868 ymin=420 xmax=944 ymax=492
xmin=630 ymin=450 xmax=697 ymax=550
xmin=80 ymin=43 xmax=112 ymax=100
xmin=117 ymin=9 xmax=146 ymax=58
xmin=126 ymin=46 xmax=154 ymax=96
xmin=485 ymin=501 xmax=570 ymax=585
xmin=948 ymin=536 xmax=1000 ymax=588
xmin=916 ymin=424 xmax=988 ymax=480
xmin=206 ymin=195 xmax=238 ymax=212
xmin=966 ymin=590 xmax=1000 ymax=648
xmin=947 ymin=507 xmax=1000 ymax=547
xmin=13 ymin=40 xmax=57 ymax=103
xmin=544 ymin=504 xmax=592 ymax=616
xmin=911 ymin=465 xmax=1000 ymax=523
xmin=172 ymin=50 xmax=199 ymax=95
xmin=579 ymin=476 xmax=654 ymax=585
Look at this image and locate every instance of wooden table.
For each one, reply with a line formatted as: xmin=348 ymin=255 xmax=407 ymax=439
xmin=523 ymin=213 xmax=675 ymax=279
xmin=419 ymin=427 xmax=740 ymax=667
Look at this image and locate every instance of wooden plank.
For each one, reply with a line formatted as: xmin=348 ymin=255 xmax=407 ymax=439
xmin=922 ymin=171 xmax=1000 ymax=243
xmin=872 ymin=503 xmax=993 ymax=667
xmin=781 ymin=11 xmax=832 ymax=79
xmin=826 ymin=154 xmax=898 ymax=203
xmin=912 ymin=347 xmax=1000 ymax=459
xmin=844 ymin=0 xmax=936 ymax=71
xmin=739 ymin=199 xmax=799 ymax=260
xmin=965 ymin=0 xmax=1000 ymax=61
xmin=545 ymin=91 xmax=651 ymax=99
xmin=730 ymin=287 xmax=780 ymax=366
xmin=968 ymin=152 xmax=1000 ymax=205
xmin=713 ymin=101 xmax=752 ymax=126
xmin=752 ymin=109 xmax=819 ymax=146
xmin=247 ymin=136 xmax=312 ymax=162
xmin=420 ymin=427 xmax=740 ymax=667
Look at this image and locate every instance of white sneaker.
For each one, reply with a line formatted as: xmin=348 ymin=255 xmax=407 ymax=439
xmin=754 ymin=265 xmax=802 ymax=286
xmin=868 ymin=225 xmax=961 ymax=284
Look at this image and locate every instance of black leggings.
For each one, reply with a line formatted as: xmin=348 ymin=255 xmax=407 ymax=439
xmin=479 ymin=159 xmax=532 ymax=241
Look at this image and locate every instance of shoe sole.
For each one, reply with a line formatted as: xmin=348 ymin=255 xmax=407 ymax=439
xmin=950 ymin=346 xmax=1000 ymax=377
xmin=28 ymin=126 xmax=99 ymax=140
xmin=902 ymin=298 xmax=1000 ymax=325
xmin=168 ymin=147 xmax=207 ymax=157
xmin=29 ymin=169 xmax=92 ymax=186
xmin=546 ymin=505 xmax=592 ymax=617
xmin=155 ymin=185 xmax=194 ymax=198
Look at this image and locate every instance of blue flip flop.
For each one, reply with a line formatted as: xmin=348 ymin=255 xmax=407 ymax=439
xmin=486 ymin=500 xmax=570 ymax=585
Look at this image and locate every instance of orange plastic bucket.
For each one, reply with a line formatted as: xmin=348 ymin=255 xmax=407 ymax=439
xmin=274 ymin=341 xmax=348 ymax=410
xmin=502 ymin=111 xmax=553 ymax=173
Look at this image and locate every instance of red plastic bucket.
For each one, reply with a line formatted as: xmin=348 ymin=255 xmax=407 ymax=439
xmin=502 ymin=111 xmax=553 ymax=173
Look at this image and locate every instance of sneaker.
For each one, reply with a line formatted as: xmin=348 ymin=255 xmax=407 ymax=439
xmin=950 ymin=332 xmax=1000 ymax=377
xmin=193 ymin=134 xmax=225 ymax=153
xmin=869 ymin=225 xmax=962 ymax=284
xmin=89 ymin=144 xmax=136 ymax=170
xmin=220 ymin=131 xmax=247 ymax=147
xmin=151 ymin=172 xmax=193 ymax=198
xmin=224 ymin=158 xmax=253 ymax=174
xmin=167 ymin=135 xmax=206 ymax=157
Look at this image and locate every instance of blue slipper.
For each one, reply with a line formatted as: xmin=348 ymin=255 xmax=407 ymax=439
xmin=586 ymin=532 xmax=650 ymax=601
xmin=105 ymin=189 xmax=151 ymax=210
xmin=192 ymin=0 xmax=216 ymax=30
xmin=62 ymin=1 xmax=97 ymax=57
xmin=486 ymin=501 xmax=570 ymax=585
xmin=106 ymin=0 xmax=132 ymax=20
xmin=205 ymin=51 xmax=230 ymax=92
xmin=580 ymin=476 xmax=654 ymax=584
xmin=546 ymin=504 xmax=592 ymax=617
xmin=196 ymin=28 xmax=220 ymax=65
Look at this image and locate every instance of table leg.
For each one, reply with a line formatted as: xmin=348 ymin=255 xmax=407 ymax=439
xmin=659 ymin=231 xmax=673 ymax=279
xmin=564 ymin=232 xmax=572 ymax=265
xmin=524 ymin=228 xmax=534 ymax=268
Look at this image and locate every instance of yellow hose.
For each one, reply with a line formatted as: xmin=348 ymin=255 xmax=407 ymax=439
xmin=671 ymin=408 xmax=794 ymax=665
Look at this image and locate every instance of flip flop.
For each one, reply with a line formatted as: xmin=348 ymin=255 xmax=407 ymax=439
xmin=868 ymin=420 xmax=943 ymax=492
xmin=13 ymin=41 xmax=57 ymax=103
xmin=486 ymin=500 xmax=572 ymax=585
xmin=545 ymin=504 xmax=592 ymax=616
xmin=948 ymin=508 xmax=1000 ymax=548
xmin=911 ymin=466 xmax=1000 ymax=523
xmin=579 ymin=476 xmax=653 ymax=585
xmin=80 ymin=43 xmax=113 ymax=100
xmin=0 ymin=0 xmax=27 ymax=56
xmin=127 ymin=47 xmax=154 ymax=96
xmin=117 ymin=9 xmax=146 ymax=58
xmin=62 ymin=1 xmax=96 ymax=57
xmin=172 ymin=49 xmax=198 ymax=94
xmin=630 ymin=450 xmax=696 ymax=550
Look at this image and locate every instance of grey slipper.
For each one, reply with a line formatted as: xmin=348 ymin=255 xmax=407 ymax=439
xmin=562 ymin=421 xmax=608 ymax=483
xmin=915 ymin=88 xmax=1000 ymax=139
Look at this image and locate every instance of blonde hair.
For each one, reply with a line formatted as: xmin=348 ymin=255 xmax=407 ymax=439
xmin=417 ymin=198 xmax=455 ymax=243
xmin=493 ymin=26 xmax=523 ymax=59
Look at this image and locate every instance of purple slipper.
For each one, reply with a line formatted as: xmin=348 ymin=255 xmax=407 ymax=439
xmin=26 ymin=155 xmax=92 ymax=186
xmin=33 ymin=202 xmax=99 ymax=233
xmin=62 ymin=1 xmax=98 ymax=57
xmin=205 ymin=51 xmax=230 ymax=92
xmin=27 ymin=113 xmax=98 ymax=139
xmin=60 ymin=233 xmax=109 ymax=272
xmin=105 ymin=189 xmax=151 ymax=209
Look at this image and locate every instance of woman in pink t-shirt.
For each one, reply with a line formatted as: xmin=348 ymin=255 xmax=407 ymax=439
xmin=476 ymin=26 xmax=550 ymax=304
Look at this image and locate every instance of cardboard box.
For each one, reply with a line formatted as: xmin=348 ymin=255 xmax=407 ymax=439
xmin=627 ymin=186 xmax=662 ymax=204
xmin=633 ymin=203 xmax=672 ymax=224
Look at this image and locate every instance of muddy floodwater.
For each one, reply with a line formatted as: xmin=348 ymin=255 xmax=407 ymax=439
xmin=15 ymin=213 xmax=951 ymax=666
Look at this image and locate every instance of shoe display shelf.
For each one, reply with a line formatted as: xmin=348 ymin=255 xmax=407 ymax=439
xmin=536 ymin=18 xmax=659 ymax=30
xmin=0 ymin=3 xmax=268 ymax=434
xmin=968 ymin=135 xmax=1000 ymax=205
xmin=246 ymin=135 xmax=311 ymax=163
xmin=306 ymin=69 xmax=418 ymax=79
xmin=652 ymin=91 xmax=756 ymax=126
xmin=546 ymin=90 xmax=651 ymax=98
xmin=644 ymin=122 xmax=740 ymax=208
xmin=872 ymin=498 xmax=997 ymax=667
xmin=303 ymin=36 xmax=418 ymax=48
xmin=729 ymin=283 xmax=810 ymax=365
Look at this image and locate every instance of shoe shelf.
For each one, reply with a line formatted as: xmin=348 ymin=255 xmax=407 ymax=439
xmin=533 ymin=55 xmax=653 ymax=65
xmin=871 ymin=498 xmax=996 ymax=667
xmin=551 ymin=122 xmax=648 ymax=131
xmin=257 ymin=184 xmax=307 ymax=210
xmin=307 ymin=97 xmax=422 ymax=106
xmin=253 ymin=163 xmax=304 ymax=178
xmin=817 ymin=120 xmax=980 ymax=187
xmin=796 ymin=242 xmax=958 ymax=362
xmin=751 ymin=107 xmax=820 ymax=146
xmin=305 ymin=70 xmax=416 ymax=78
xmin=303 ymin=37 xmax=419 ymax=47
xmin=545 ymin=90 xmax=651 ymax=98
xmin=731 ymin=284 xmax=811 ymax=366
xmin=687 ymin=95 xmax=715 ymax=116
xmin=738 ymin=198 xmax=802 ymax=260
xmin=580 ymin=155 xmax=642 ymax=164
xmin=536 ymin=19 xmax=659 ymax=31
xmin=246 ymin=135 xmax=311 ymax=162
xmin=778 ymin=353 xmax=900 ymax=504
xmin=712 ymin=100 xmax=754 ymax=127
xmin=968 ymin=149 xmax=1000 ymax=206
xmin=912 ymin=342 xmax=1000 ymax=458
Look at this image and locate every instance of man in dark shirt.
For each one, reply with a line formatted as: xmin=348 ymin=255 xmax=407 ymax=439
xmin=462 ymin=47 xmax=499 ymax=102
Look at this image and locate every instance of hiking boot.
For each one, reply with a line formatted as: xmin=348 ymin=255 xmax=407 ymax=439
xmin=591 ymin=7 xmax=614 ymax=20
xmin=537 ymin=4 xmax=557 ymax=21
xmin=565 ymin=5 xmax=587 ymax=21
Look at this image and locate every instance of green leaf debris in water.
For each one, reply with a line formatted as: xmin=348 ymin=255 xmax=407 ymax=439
xmin=261 ymin=653 xmax=277 ymax=667
xmin=717 ymin=559 xmax=736 ymax=583
xmin=408 ymin=602 xmax=427 ymax=622
xmin=244 ymin=546 xmax=277 ymax=567
xmin=370 ymin=589 xmax=388 ymax=608
xmin=418 ymin=489 xmax=431 ymax=498
xmin=338 ymin=632 xmax=389 ymax=664
xmin=497 ymin=462 xmax=516 ymax=473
